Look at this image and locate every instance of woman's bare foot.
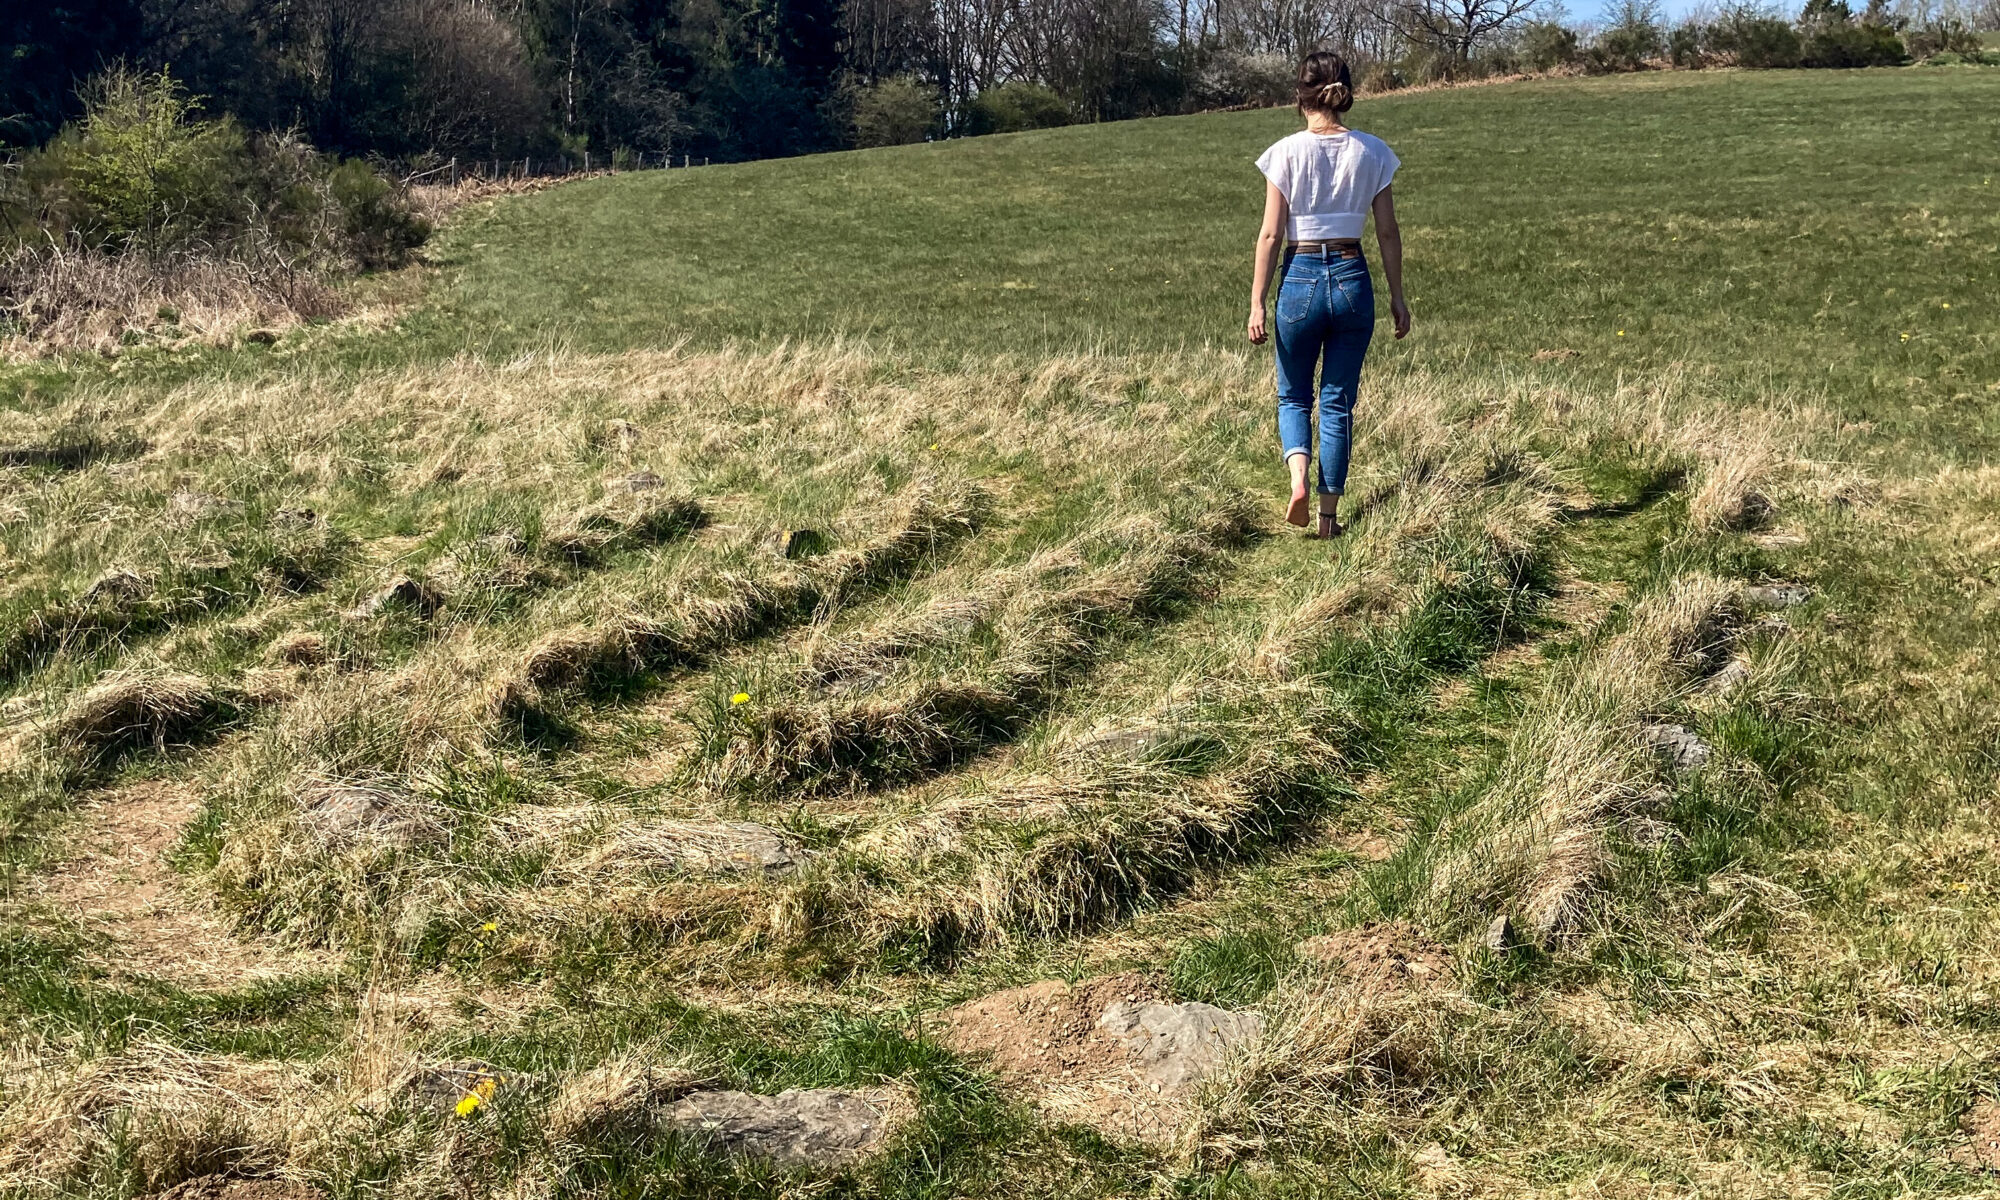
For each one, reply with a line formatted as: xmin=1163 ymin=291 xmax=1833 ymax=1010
xmin=1285 ymin=486 xmax=1311 ymax=527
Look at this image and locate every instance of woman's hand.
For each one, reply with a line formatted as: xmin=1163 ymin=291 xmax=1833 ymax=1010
xmin=1247 ymin=305 xmax=1268 ymax=345
xmin=1391 ymin=296 xmax=1413 ymax=339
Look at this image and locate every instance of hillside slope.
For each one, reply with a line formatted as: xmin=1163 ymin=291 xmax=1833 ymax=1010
xmin=3 ymin=69 xmax=2000 ymax=1199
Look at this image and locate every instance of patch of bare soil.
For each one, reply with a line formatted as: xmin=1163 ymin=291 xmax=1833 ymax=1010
xmin=938 ymin=972 xmax=1242 ymax=1145
xmin=149 ymin=1175 xmax=317 ymax=1200
xmin=1332 ymin=829 xmax=1396 ymax=862
xmin=1295 ymin=921 xmax=1452 ymax=997
xmin=27 ymin=780 xmax=337 ymax=986
xmin=1951 ymin=1100 xmax=2000 ymax=1171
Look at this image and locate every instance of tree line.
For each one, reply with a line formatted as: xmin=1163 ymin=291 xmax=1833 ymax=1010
xmin=6 ymin=0 xmax=1996 ymax=165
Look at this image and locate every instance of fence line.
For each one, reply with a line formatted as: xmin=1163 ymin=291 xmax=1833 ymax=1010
xmin=399 ymin=152 xmax=712 ymax=187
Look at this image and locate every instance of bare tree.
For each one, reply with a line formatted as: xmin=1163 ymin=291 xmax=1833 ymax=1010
xmin=1373 ymin=0 xmax=1541 ymax=71
xmin=934 ymin=0 xmax=1012 ymax=114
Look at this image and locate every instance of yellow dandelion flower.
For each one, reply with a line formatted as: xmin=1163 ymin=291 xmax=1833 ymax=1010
xmin=1942 ymin=302 xmax=1951 ymax=309
xmin=928 ymin=443 xmax=939 ymax=451
xmin=730 ymin=692 xmax=751 ymax=705
xmin=1901 ymin=332 xmax=1912 ymax=341
xmin=453 ymin=1076 xmax=500 ymax=1117
xmin=480 ymin=921 xmax=497 ymax=933
xmin=1616 ymin=330 xmax=1625 ymax=337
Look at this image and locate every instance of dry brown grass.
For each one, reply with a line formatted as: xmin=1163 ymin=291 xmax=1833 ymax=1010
xmin=1416 ymin=574 xmax=1746 ymax=942
xmin=0 ymin=244 xmax=344 ymax=358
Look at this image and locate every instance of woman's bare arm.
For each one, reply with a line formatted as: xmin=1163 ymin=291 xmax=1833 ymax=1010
xmin=1372 ymin=185 xmax=1411 ymax=339
xmin=1247 ymin=181 xmax=1287 ymax=345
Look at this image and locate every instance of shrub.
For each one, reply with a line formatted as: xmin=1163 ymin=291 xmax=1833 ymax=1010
xmin=326 ymin=158 xmax=433 ymax=270
xmin=1800 ymin=20 xmax=1906 ymax=65
xmin=1706 ymin=8 xmax=1805 ymax=66
xmin=1903 ymin=17 xmax=1982 ymax=58
xmin=2 ymin=67 xmax=428 ymax=272
xmin=962 ymin=83 xmax=1072 ymax=136
xmin=1663 ymin=23 xmax=1701 ymax=65
xmin=1359 ymin=63 xmax=1409 ymax=93
xmin=1518 ymin=20 xmax=1584 ymax=70
xmin=21 ymin=70 xmax=248 ymax=256
xmin=849 ymin=77 xmax=939 ymax=148
xmin=1589 ymin=0 xmax=1668 ymax=71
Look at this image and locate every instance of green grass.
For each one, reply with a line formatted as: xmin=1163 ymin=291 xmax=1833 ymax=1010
xmin=423 ymin=70 xmax=2000 ymax=432
xmin=7 ymin=66 xmax=2000 ymax=1200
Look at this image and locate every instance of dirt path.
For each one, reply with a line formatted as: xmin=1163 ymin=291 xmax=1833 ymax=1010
xmin=25 ymin=780 xmax=339 ymax=987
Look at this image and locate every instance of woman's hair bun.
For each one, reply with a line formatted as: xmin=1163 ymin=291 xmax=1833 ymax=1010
xmin=1296 ymin=51 xmax=1355 ymax=115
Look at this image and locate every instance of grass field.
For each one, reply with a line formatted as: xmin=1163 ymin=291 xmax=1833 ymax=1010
xmin=4 ymin=67 xmax=2000 ymax=1199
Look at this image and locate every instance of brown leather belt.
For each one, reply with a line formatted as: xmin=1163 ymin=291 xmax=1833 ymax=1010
xmin=1287 ymin=239 xmax=1362 ymax=258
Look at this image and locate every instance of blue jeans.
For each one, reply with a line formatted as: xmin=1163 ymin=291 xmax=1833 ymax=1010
xmin=1274 ymin=250 xmax=1375 ymax=497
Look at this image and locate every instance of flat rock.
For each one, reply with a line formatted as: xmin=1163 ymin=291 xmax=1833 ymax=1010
xmin=298 ymin=781 xmax=438 ymax=849
xmin=1095 ymin=1000 xmax=1263 ymax=1094
xmin=168 ymin=490 xmax=240 ymax=522
xmin=1703 ymin=657 xmax=1752 ymax=695
xmin=1639 ymin=722 xmax=1713 ymax=770
xmin=1743 ymin=583 xmax=1812 ymax=609
xmin=620 ymin=470 xmax=663 ymax=492
xmin=1483 ymin=914 xmax=1515 ymax=952
xmin=664 ymin=821 xmax=800 ymax=875
xmin=346 ymin=575 xmax=441 ymax=620
xmin=587 ymin=820 xmax=800 ymax=877
xmin=270 ymin=506 xmax=318 ymax=529
xmin=400 ymin=1060 xmax=517 ymax=1115
xmin=663 ymin=1088 xmax=899 ymax=1170
xmin=149 ymin=1175 xmax=315 ymax=1200
xmin=82 ymin=568 xmax=152 ymax=602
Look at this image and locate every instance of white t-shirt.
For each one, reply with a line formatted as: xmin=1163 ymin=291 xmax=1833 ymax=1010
xmin=1255 ymin=130 xmax=1400 ymax=241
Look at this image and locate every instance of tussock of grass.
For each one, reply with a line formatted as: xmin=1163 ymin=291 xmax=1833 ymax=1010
xmin=776 ymin=489 xmax=1560 ymax=965
xmin=1409 ymin=574 xmax=1746 ymax=942
xmin=47 ymin=669 xmax=238 ymax=763
xmin=488 ymin=482 xmax=981 ymax=727
xmin=730 ymin=500 xmax=1257 ymax=794
xmin=0 ymin=1037 xmax=315 ymax=1192
xmin=0 ymin=519 xmax=351 ymax=685
xmin=783 ymin=711 xmax=1343 ymax=963
xmin=539 ymin=492 xmax=709 ymax=566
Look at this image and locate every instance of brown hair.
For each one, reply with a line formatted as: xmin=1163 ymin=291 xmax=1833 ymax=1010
xmin=1295 ymin=51 xmax=1354 ymax=115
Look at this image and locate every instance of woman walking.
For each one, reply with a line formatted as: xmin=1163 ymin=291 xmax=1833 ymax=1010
xmin=1247 ymin=51 xmax=1411 ymax=539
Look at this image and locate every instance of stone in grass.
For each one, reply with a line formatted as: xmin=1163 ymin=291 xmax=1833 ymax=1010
xmin=82 ymin=568 xmax=151 ymax=602
xmin=1483 ymin=914 xmax=1516 ymax=952
xmin=1071 ymin=720 xmax=1179 ymax=760
xmin=587 ymin=820 xmax=801 ymax=877
xmin=663 ymin=1088 xmax=901 ymax=1170
xmin=620 ymin=470 xmax=663 ymax=492
xmin=1639 ymin=722 xmax=1713 ymax=771
xmin=1095 ymin=1000 xmax=1264 ymax=1094
xmin=297 ymin=780 xmax=439 ymax=849
xmin=1704 ymin=657 xmax=1752 ymax=696
xmin=400 ymin=1060 xmax=518 ymax=1116
xmin=346 ymin=575 xmax=443 ymax=620
xmin=270 ymin=506 xmax=318 ymax=529
xmin=168 ymin=490 xmax=241 ymax=522
xmin=1743 ymin=583 xmax=1812 ymax=610
xmin=766 ymin=528 xmax=831 ymax=560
